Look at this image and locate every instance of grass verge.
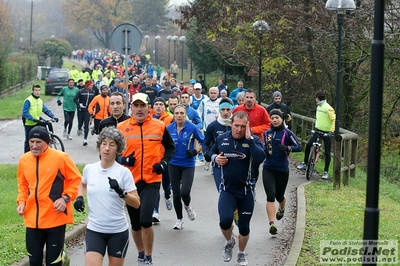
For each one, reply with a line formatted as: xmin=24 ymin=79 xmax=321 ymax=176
xmin=0 ymin=164 xmax=86 ymax=266
xmin=290 ymin=153 xmax=400 ymax=265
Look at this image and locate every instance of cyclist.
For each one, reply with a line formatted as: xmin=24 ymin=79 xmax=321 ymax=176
xmin=297 ymin=91 xmax=336 ymax=179
xmin=22 ymin=84 xmax=58 ymax=153
xmin=262 ymin=109 xmax=302 ymax=235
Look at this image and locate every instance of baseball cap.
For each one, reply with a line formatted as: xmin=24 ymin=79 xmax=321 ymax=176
xmin=131 ymin=93 xmax=149 ymax=104
xmin=189 ymin=79 xmax=196 ymax=84
xmin=179 ymin=80 xmax=184 ymax=84
xmin=194 ymin=83 xmax=202 ymax=89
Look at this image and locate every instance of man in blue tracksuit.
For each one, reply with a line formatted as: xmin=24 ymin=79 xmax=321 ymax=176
xmin=210 ymin=111 xmax=265 ymax=266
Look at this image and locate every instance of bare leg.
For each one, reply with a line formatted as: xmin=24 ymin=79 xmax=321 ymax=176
xmin=238 ymin=233 xmax=250 ymax=252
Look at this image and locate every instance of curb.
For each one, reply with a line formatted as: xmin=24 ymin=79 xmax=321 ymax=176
xmin=10 ymin=220 xmax=87 ymax=266
xmin=284 ymin=182 xmax=310 ymax=266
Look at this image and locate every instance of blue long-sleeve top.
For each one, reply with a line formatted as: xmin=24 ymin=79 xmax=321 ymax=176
xmin=210 ymin=131 xmax=265 ymax=195
xmin=167 ymin=120 xmax=204 ymax=168
xmin=262 ymin=126 xmax=302 ymax=172
xmin=186 ymin=105 xmax=203 ymax=130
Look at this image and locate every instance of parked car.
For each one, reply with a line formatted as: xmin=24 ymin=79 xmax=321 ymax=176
xmin=45 ymin=69 xmax=70 ymax=95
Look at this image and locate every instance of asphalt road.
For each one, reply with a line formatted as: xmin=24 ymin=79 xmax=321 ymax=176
xmin=3 ymin=94 xmax=308 ymax=266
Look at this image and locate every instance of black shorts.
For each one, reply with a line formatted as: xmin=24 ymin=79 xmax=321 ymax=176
xmin=85 ymin=228 xmax=129 ymax=258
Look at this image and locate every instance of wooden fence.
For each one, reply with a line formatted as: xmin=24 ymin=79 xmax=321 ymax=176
xmin=291 ymin=112 xmax=359 ymax=189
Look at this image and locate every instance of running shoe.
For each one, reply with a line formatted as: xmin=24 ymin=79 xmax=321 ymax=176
xmin=237 ymin=253 xmax=248 ymax=266
xmin=269 ymin=222 xmax=278 ymax=235
xmin=221 ymin=237 xmax=236 ymax=262
xmin=204 ymin=161 xmax=210 ymax=171
xmin=164 ymin=195 xmax=173 ymax=210
xmin=233 ymin=208 xmax=239 ymax=227
xmin=63 ymin=129 xmax=67 ymax=138
xmin=184 ymin=205 xmax=196 ymax=221
xmin=77 ymin=129 xmax=83 ymax=136
xmin=137 ymin=258 xmax=145 ymax=266
xmin=67 ymin=135 xmax=73 ymax=140
xmin=83 ymin=140 xmax=88 ymax=146
xmin=144 ymin=260 xmax=153 ymax=265
xmin=197 ymin=153 xmax=204 ymax=162
xmin=173 ymin=219 xmax=184 ymax=230
xmin=297 ymin=162 xmax=306 ymax=170
xmin=276 ymin=208 xmax=285 ymax=221
xmin=152 ymin=211 xmax=160 ymax=223
xmin=322 ymin=171 xmax=329 ymax=179
xmin=90 ymin=127 xmax=95 ymax=135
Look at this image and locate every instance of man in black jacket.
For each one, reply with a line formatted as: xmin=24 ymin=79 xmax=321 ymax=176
xmin=74 ymin=81 xmax=96 ymax=145
xmin=266 ymin=91 xmax=291 ymax=128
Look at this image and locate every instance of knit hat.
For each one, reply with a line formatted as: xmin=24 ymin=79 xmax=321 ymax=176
xmin=153 ymin=97 xmax=166 ymax=106
xmin=85 ymin=81 xmax=93 ymax=88
xmin=29 ymin=126 xmax=50 ymax=144
xmin=272 ymin=91 xmax=282 ymax=100
xmin=77 ymin=78 xmax=83 ymax=83
xmin=269 ymin=109 xmax=283 ymax=119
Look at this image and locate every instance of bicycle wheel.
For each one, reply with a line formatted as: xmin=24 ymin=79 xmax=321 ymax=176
xmin=50 ymin=134 xmax=65 ymax=152
xmin=306 ymin=147 xmax=316 ymax=180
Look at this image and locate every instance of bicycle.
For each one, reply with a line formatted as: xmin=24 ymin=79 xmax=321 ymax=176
xmin=39 ymin=119 xmax=65 ymax=152
xmin=306 ymin=130 xmax=330 ymax=180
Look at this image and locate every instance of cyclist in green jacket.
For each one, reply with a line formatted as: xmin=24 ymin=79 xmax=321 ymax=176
xmin=57 ymin=79 xmax=79 ymax=140
xmin=297 ymin=91 xmax=336 ymax=179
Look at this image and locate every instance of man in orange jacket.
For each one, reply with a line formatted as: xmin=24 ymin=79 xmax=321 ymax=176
xmin=16 ymin=126 xmax=81 ymax=266
xmin=117 ymin=93 xmax=175 ymax=265
xmin=88 ymin=85 xmax=111 ymax=135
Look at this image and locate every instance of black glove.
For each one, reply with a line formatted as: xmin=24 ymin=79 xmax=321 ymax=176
xmin=54 ymin=118 xmax=59 ymax=123
xmin=204 ymin=152 xmax=211 ymax=162
xmin=108 ymin=177 xmax=124 ymax=196
xmin=186 ymin=149 xmax=198 ymax=157
xmin=73 ymin=196 xmax=85 ymax=212
xmin=116 ymin=151 xmax=136 ymax=166
xmin=33 ymin=119 xmax=40 ymax=123
xmin=277 ymin=144 xmax=290 ymax=151
xmin=57 ymin=100 xmax=62 ymax=106
xmin=152 ymin=161 xmax=167 ymax=174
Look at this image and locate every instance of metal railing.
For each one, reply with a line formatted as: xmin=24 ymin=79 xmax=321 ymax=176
xmin=291 ymin=112 xmax=359 ymax=189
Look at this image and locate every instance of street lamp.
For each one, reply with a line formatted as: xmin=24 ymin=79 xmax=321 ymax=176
xmin=252 ymin=20 xmax=270 ymax=104
xmin=325 ymin=0 xmax=356 ymax=137
xmin=166 ymin=35 xmax=172 ymax=68
xmin=172 ymin=36 xmax=178 ymax=61
xmin=155 ymin=36 xmax=161 ymax=65
xmin=179 ymin=36 xmax=186 ymax=80
xmin=144 ymin=35 xmax=149 ymax=52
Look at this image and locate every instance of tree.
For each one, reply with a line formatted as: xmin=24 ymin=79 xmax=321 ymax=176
xmin=129 ymin=0 xmax=169 ymax=33
xmin=35 ymin=38 xmax=72 ymax=68
xmin=62 ymin=0 xmax=134 ymax=48
xmin=0 ymin=0 xmax=14 ymax=84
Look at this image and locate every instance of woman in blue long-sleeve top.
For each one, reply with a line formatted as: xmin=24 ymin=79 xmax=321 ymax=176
xmin=262 ymin=109 xmax=302 ymax=236
xmin=167 ymin=105 xmax=204 ymax=230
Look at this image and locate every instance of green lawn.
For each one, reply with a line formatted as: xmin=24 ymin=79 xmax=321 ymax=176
xmin=0 ymin=164 xmax=87 ymax=265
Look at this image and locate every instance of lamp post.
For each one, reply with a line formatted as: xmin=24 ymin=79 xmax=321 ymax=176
xmin=179 ymin=36 xmax=186 ymax=81
xmin=155 ymin=36 xmax=161 ymax=65
xmin=144 ymin=35 xmax=149 ymax=52
xmin=325 ymin=0 xmax=356 ymax=137
xmin=172 ymin=36 xmax=178 ymax=62
xmin=166 ymin=35 xmax=172 ymax=68
xmin=252 ymin=20 xmax=270 ymax=104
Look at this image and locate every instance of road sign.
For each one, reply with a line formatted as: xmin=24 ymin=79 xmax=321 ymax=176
xmin=111 ymin=23 xmax=142 ymax=54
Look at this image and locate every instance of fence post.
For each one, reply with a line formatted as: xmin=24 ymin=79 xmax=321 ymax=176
xmin=334 ymin=138 xmax=342 ymax=189
xmin=343 ymin=139 xmax=350 ymax=185
xmin=351 ymin=139 xmax=358 ymax=178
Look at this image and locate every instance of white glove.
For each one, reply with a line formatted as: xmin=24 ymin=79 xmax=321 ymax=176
xmin=79 ymin=103 xmax=86 ymax=108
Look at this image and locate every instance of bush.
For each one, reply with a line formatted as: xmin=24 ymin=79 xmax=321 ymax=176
xmin=0 ymin=53 xmax=38 ymax=93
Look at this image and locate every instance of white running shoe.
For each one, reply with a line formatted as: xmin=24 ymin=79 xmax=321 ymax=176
xmin=237 ymin=253 xmax=248 ymax=266
xmin=221 ymin=237 xmax=236 ymax=262
xmin=164 ymin=196 xmax=173 ymax=210
xmin=152 ymin=211 xmax=160 ymax=223
xmin=173 ymin=219 xmax=184 ymax=230
xmin=204 ymin=161 xmax=210 ymax=171
xmin=184 ymin=205 xmax=196 ymax=221
xmin=67 ymin=135 xmax=72 ymax=140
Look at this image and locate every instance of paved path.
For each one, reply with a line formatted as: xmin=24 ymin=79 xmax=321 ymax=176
xmin=4 ymin=82 xmax=309 ymax=266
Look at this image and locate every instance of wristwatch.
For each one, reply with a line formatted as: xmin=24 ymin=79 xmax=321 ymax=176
xmin=247 ymin=136 xmax=254 ymax=140
xmin=119 ymin=191 xmax=128 ymax=198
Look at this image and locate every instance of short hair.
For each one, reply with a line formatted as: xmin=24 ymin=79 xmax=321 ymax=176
xmin=245 ymin=88 xmax=255 ymax=96
xmin=219 ymin=98 xmax=233 ymax=105
xmin=236 ymin=91 xmax=246 ymax=101
xmin=315 ymin=91 xmax=326 ymax=101
xmin=110 ymin=91 xmax=125 ymax=101
xmin=173 ymin=104 xmax=187 ymax=114
xmin=96 ymin=127 xmax=126 ymax=154
xmin=231 ymin=111 xmax=249 ymax=122
xmin=181 ymin=92 xmax=190 ymax=97
xmin=68 ymin=78 xmax=74 ymax=83
xmin=168 ymin=94 xmax=180 ymax=102
xmin=32 ymin=84 xmax=41 ymax=90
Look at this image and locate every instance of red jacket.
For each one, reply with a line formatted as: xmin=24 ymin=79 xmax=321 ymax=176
xmin=233 ymin=103 xmax=270 ymax=141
